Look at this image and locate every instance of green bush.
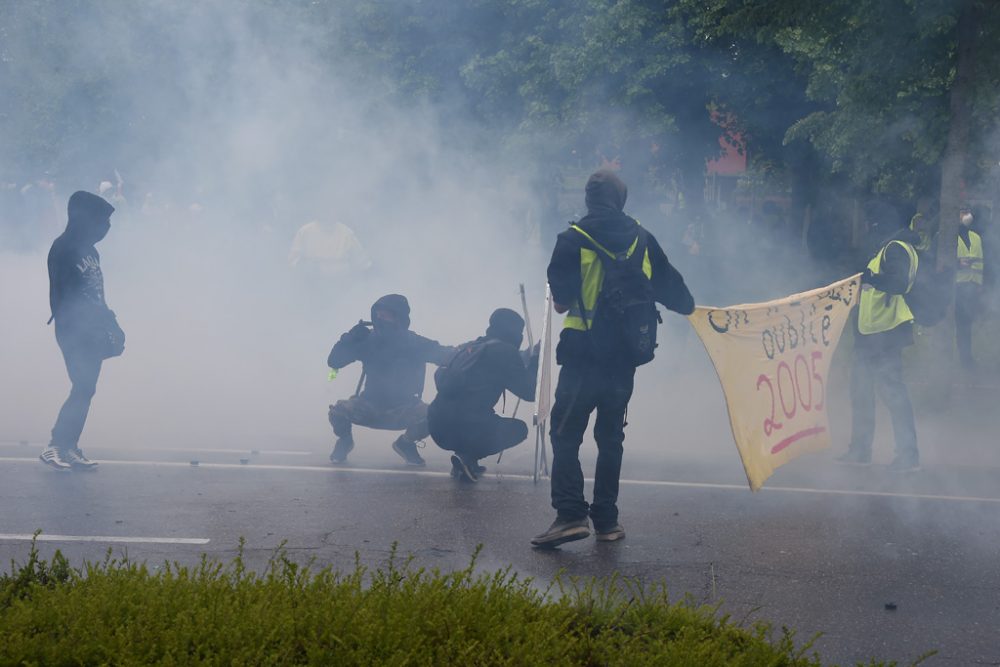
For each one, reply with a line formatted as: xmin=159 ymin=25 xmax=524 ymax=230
xmin=0 ymin=538 xmax=897 ymax=666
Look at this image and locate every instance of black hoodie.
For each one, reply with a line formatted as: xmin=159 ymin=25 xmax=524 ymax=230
xmin=430 ymin=308 xmax=538 ymax=415
xmin=547 ymin=170 xmax=694 ymax=364
xmin=856 ymin=227 xmax=921 ymax=350
xmin=328 ymin=295 xmax=456 ymax=408
xmin=47 ymin=191 xmax=115 ymax=332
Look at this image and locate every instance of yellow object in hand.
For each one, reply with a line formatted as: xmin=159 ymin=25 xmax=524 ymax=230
xmin=328 ymin=368 xmax=338 ymax=381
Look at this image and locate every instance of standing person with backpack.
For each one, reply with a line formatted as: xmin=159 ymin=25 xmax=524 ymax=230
xmin=531 ymin=170 xmax=694 ymax=548
xmin=40 ymin=191 xmax=125 ymax=471
xmin=837 ymin=217 xmax=922 ymax=472
xmin=428 ymin=308 xmax=540 ymax=482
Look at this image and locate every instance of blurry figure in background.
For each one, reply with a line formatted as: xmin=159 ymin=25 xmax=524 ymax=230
xmin=40 ymin=192 xmax=125 ymax=471
xmin=428 ymin=308 xmax=540 ymax=482
xmin=99 ymin=173 xmax=129 ymax=220
xmin=0 ymin=181 xmax=24 ymax=249
xmin=18 ymin=176 xmax=60 ymax=250
xmin=838 ymin=215 xmax=920 ymax=472
xmin=909 ymin=211 xmax=936 ymax=257
xmin=531 ymin=170 xmax=694 ymax=548
xmin=681 ymin=222 xmax=701 ymax=257
xmin=955 ymin=205 xmax=984 ymax=371
xmin=327 ymin=294 xmax=455 ymax=466
xmin=289 ymin=220 xmax=372 ymax=275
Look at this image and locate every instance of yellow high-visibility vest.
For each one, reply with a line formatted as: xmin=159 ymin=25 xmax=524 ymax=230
xmin=858 ymin=240 xmax=918 ymax=335
xmin=957 ymin=230 xmax=984 ymax=285
xmin=564 ymin=225 xmax=653 ymax=331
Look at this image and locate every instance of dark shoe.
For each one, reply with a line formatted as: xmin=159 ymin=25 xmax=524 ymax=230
xmin=64 ymin=448 xmax=98 ymax=470
xmin=329 ymin=438 xmax=354 ymax=464
xmin=594 ymin=523 xmax=626 ymax=543
xmin=474 ymin=464 xmax=487 ymax=476
xmin=530 ymin=517 xmax=590 ymax=549
xmin=887 ymin=455 xmax=920 ymax=473
xmin=835 ymin=449 xmax=872 ymax=466
xmin=39 ymin=447 xmax=72 ymax=471
xmin=392 ymin=439 xmax=426 ymax=467
xmin=450 ymin=454 xmax=478 ymax=482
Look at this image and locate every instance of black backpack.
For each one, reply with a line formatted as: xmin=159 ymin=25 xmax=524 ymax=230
xmin=573 ymin=225 xmax=661 ymax=366
xmin=434 ymin=339 xmax=499 ymax=396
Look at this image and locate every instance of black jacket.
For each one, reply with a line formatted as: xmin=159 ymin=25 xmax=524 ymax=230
xmin=430 ymin=336 xmax=539 ymax=416
xmin=547 ymin=174 xmax=694 ymax=365
xmin=47 ymin=194 xmax=115 ymax=338
xmin=856 ymin=228 xmax=921 ymax=351
xmin=328 ymin=326 xmax=454 ymax=408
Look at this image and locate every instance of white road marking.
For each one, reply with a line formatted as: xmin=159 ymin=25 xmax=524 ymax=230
xmin=0 ymin=443 xmax=311 ymax=456
xmin=3 ymin=456 xmax=999 ymax=505
xmin=0 ymin=533 xmax=209 ymax=545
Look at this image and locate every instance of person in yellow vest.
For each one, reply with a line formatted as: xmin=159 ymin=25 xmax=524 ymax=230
xmin=531 ymin=170 xmax=694 ymax=548
xmin=837 ymin=219 xmax=921 ymax=472
xmin=955 ymin=206 xmax=984 ymax=370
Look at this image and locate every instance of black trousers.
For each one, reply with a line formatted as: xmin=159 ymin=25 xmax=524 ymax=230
xmin=50 ymin=332 xmax=103 ymax=451
xmin=427 ymin=403 xmax=529 ymax=463
xmin=849 ymin=342 xmax=917 ymax=460
xmin=548 ymin=361 xmax=635 ymax=529
xmin=955 ymin=283 xmax=979 ymax=369
xmin=328 ymin=396 xmax=429 ymax=445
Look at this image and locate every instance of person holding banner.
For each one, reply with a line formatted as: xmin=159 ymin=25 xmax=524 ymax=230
xmin=531 ymin=170 xmax=693 ymax=548
xmin=838 ymin=220 xmax=921 ymax=472
xmin=428 ymin=308 xmax=539 ymax=482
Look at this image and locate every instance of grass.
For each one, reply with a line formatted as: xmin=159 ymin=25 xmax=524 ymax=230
xmin=0 ymin=537 xmax=917 ymax=666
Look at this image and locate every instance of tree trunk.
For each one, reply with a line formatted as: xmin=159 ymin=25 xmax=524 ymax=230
xmin=936 ymin=0 xmax=977 ymax=272
xmin=929 ymin=0 xmax=978 ymax=395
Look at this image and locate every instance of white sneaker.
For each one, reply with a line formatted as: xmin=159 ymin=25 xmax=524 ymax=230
xmin=64 ymin=448 xmax=98 ymax=469
xmin=39 ymin=447 xmax=72 ymax=471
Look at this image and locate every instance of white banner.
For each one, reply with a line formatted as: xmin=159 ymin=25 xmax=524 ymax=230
xmin=688 ymin=275 xmax=861 ymax=490
xmin=534 ymin=284 xmax=554 ymax=427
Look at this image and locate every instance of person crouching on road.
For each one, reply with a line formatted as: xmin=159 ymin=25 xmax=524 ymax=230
xmin=40 ymin=191 xmax=125 ymax=471
xmin=838 ymin=217 xmax=920 ymax=472
xmin=327 ymin=294 xmax=455 ymax=466
xmin=531 ymin=170 xmax=694 ymax=548
xmin=428 ymin=308 xmax=540 ymax=482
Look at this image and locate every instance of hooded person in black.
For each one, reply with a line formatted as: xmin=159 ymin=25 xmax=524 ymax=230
xmin=327 ymin=294 xmax=455 ymax=466
xmin=532 ymin=170 xmax=693 ymax=548
xmin=40 ymin=191 xmax=124 ymax=471
xmin=428 ymin=308 xmax=540 ymax=482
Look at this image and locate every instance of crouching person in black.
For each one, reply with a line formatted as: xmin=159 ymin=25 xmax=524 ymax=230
xmin=428 ymin=308 xmax=539 ymax=482
xmin=327 ymin=294 xmax=454 ymax=466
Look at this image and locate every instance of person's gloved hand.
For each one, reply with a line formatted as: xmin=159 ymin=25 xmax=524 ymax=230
xmin=345 ymin=321 xmax=371 ymax=343
xmin=520 ymin=342 xmax=541 ymax=366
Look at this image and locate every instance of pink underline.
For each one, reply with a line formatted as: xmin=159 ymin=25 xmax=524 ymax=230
xmin=771 ymin=427 xmax=827 ymax=454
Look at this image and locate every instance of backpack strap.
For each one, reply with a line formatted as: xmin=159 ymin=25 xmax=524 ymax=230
xmin=568 ymin=224 xmax=647 ymax=333
xmin=570 ymin=224 xmax=643 ymax=261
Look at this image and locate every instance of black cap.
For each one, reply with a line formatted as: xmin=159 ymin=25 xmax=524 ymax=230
xmin=486 ymin=308 xmax=524 ymax=346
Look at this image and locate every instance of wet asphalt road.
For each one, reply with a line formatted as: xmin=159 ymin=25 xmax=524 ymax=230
xmin=2 ymin=440 xmax=999 ymax=666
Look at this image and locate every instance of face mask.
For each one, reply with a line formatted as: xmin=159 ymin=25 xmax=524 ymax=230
xmin=92 ymin=217 xmax=111 ymax=242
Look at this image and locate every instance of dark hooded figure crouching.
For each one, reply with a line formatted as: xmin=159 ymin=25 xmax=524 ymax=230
xmin=428 ymin=308 xmax=540 ymax=482
xmin=40 ymin=191 xmax=125 ymax=471
xmin=327 ymin=294 xmax=455 ymax=466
